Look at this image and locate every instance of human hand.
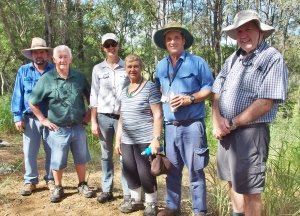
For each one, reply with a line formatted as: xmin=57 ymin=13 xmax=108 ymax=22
xmin=15 ymin=121 xmax=24 ymax=132
xmin=115 ymin=142 xmax=122 ymax=155
xmin=41 ymin=118 xmax=59 ymax=131
xmin=212 ymin=117 xmax=231 ymax=140
xmin=170 ymin=94 xmax=190 ymax=110
xmin=149 ymin=139 xmax=161 ymax=155
xmin=91 ymin=121 xmax=100 ymax=137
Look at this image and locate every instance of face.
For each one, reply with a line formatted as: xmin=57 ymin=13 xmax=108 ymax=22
xmin=125 ymin=60 xmax=142 ymax=82
xmin=53 ymin=50 xmax=72 ymax=72
xmin=164 ymin=31 xmax=185 ymax=56
xmin=236 ymin=21 xmax=263 ymax=53
xmin=102 ymin=39 xmax=119 ymax=57
xmin=31 ymin=49 xmax=49 ymax=65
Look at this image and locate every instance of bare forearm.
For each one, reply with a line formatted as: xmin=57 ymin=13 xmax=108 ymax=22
xmin=233 ymin=99 xmax=274 ymax=126
xmin=29 ymin=102 xmax=45 ymax=122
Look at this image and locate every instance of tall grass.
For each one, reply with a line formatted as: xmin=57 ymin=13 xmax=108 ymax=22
xmin=0 ymin=95 xmax=15 ymax=134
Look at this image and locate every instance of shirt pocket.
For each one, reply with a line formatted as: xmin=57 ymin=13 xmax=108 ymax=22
xmin=176 ymin=72 xmax=197 ymax=93
xmin=99 ymin=72 xmax=110 ymax=88
xmin=241 ymin=66 xmax=264 ymax=93
xmin=23 ymin=77 xmax=35 ymax=93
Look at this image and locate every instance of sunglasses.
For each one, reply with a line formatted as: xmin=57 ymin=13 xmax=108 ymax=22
xmin=103 ymin=41 xmax=118 ymax=48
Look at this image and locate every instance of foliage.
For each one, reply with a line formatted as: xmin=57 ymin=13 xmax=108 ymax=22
xmin=0 ymin=95 xmax=15 ymax=134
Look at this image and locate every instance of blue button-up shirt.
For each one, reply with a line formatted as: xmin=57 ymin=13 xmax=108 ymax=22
xmin=155 ymin=51 xmax=214 ymax=121
xmin=11 ymin=62 xmax=54 ymax=122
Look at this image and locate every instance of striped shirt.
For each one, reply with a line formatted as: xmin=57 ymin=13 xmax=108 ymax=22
xmin=120 ymin=81 xmax=161 ymax=144
xmin=212 ymin=41 xmax=288 ymax=123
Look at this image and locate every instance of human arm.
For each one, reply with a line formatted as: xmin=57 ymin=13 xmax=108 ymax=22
xmin=170 ymin=89 xmax=212 ymax=110
xmin=212 ymin=93 xmax=231 ymax=140
xmin=90 ymin=107 xmax=100 ymax=136
xmin=29 ymin=102 xmax=59 ymax=131
xmin=114 ymin=116 xmax=123 ymax=155
xmin=231 ymin=99 xmax=274 ymax=128
xmin=149 ymin=103 xmax=163 ymax=154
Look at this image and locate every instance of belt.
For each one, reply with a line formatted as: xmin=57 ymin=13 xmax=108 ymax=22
xmin=24 ymin=113 xmax=37 ymax=118
xmin=166 ymin=119 xmax=203 ymax=126
xmin=102 ymin=113 xmax=120 ymax=120
xmin=59 ymin=123 xmax=79 ymax=128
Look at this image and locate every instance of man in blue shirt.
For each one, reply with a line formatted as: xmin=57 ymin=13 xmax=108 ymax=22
xmin=154 ymin=22 xmax=214 ymax=216
xmin=212 ymin=10 xmax=288 ymax=216
xmin=11 ymin=37 xmax=54 ymax=196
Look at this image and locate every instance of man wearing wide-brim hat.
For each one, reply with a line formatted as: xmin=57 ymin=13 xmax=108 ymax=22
xmin=154 ymin=22 xmax=214 ymax=216
xmin=11 ymin=37 xmax=55 ymax=196
xmin=212 ymin=10 xmax=288 ymax=216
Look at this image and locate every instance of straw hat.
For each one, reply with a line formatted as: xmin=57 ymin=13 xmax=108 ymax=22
xmin=21 ymin=37 xmax=53 ymax=59
xmin=153 ymin=22 xmax=194 ymax=50
xmin=223 ymin=10 xmax=275 ymax=40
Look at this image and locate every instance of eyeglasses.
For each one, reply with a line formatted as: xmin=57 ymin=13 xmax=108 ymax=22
xmin=103 ymin=41 xmax=118 ymax=48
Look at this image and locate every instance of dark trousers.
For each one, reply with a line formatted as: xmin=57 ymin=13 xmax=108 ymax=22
xmin=121 ymin=143 xmax=157 ymax=193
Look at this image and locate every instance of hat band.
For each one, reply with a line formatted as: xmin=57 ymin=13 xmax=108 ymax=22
xmin=31 ymin=44 xmax=47 ymax=48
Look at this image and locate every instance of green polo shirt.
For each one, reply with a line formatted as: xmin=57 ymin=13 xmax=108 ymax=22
xmin=29 ymin=68 xmax=90 ymax=126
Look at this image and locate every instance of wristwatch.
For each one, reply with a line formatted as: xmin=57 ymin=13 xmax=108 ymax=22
xmin=189 ymin=95 xmax=195 ymax=104
xmin=229 ymin=119 xmax=237 ymax=131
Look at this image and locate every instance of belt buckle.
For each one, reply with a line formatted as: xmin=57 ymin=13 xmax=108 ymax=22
xmin=172 ymin=121 xmax=180 ymax=126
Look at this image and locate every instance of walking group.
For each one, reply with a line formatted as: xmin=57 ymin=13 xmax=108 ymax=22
xmin=11 ymin=10 xmax=288 ymax=216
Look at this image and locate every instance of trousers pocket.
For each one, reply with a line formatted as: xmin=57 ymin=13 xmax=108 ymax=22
xmin=194 ymin=147 xmax=209 ymax=171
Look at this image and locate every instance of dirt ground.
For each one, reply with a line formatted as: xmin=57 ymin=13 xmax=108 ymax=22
xmin=0 ymin=134 xmax=193 ymax=216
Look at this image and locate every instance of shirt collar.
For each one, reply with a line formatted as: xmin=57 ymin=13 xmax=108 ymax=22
xmin=29 ymin=62 xmax=52 ymax=73
xmin=102 ymin=58 xmax=124 ymax=69
xmin=167 ymin=51 xmax=187 ymax=63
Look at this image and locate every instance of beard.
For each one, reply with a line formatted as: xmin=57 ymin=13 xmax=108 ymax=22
xmin=33 ymin=58 xmax=46 ymax=65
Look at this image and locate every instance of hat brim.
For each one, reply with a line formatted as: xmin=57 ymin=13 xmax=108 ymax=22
xmin=223 ymin=18 xmax=274 ymax=40
xmin=21 ymin=47 xmax=53 ymax=60
xmin=153 ymin=27 xmax=194 ymax=50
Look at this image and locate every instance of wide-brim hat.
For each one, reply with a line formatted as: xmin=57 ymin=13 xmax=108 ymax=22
xmin=153 ymin=22 xmax=194 ymax=50
xmin=21 ymin=37 xmax=53 ymax=59
xmin=223 ymin=10 xmax=275 ymax=40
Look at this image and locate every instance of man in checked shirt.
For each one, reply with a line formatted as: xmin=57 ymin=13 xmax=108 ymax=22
xmin=212 ymin=10 xmax=288 ymax=216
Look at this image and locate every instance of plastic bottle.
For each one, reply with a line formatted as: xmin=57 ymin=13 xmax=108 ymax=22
xmin=141 ymin=145 xmax=164 ymax=156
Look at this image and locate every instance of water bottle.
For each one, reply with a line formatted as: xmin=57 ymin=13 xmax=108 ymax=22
xmin=141 ymin=145 xmax=164 ymax=156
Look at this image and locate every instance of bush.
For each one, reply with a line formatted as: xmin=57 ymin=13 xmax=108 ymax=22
xmin=0 ymin=95 xmax=15 ymax=134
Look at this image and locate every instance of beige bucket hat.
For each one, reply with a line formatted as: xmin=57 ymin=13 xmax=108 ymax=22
xmin=153 ymin=22 xmax=194 ymax=50
xmin=223 ymin=10 xmax=275 ymax=40
xmin=21 ymin=37 xmax=53 ymax=59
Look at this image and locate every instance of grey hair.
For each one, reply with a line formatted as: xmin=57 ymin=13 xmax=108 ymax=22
xmin=53 ymin=45 xmax=72 ymax=59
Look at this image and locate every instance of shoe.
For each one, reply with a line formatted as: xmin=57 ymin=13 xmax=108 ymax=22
xmin=118 ymin=198 xmax=145 ymax=213
xmin=194 ymin=214 xmax=205 ymax=216
xmin=157 ymin=208 xmax=180 ymax=216
xmin=50 ymin=186 xmax=64 ymax=203
xmin=97 ymin=192 xmax=113 ymax=203
xmin=20 ymin=183 xmax=36 ymax=196
xmin=144 ymin=202 xmax=158 ymax=216
xmin=47 ymin=180 xmax=55 ymax=192
xmin=78 ymin=182 xmax=93 ymax=198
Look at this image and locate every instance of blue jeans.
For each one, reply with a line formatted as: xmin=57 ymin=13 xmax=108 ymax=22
xmin=164 ymin=120 xmax=209 ymax=214
xmin=23 ymin=116 xmax=53 ymax=184
xmin=97 ymin=113 xmax=129 ymax=196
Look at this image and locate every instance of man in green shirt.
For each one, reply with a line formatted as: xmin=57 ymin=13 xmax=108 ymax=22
xmin=29 ymin=45 xmax=93 ymax=203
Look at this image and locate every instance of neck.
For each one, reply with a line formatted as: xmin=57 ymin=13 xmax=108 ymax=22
xmin=34 ymin=63 xmax=47 ymax=73
xmin=130 ymin=76 xmax=143 ymax=84
xmin=106 ymin=56 xmax=119 ymax=64
xmin=56 ymin=68 xmax=69 ymax=79
xmin=169 ymin=52 xmax=183 ymax=66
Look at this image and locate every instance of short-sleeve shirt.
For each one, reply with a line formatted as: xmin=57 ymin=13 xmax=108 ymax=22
xmin=90 ymin=59 xmax=129 ymax=114
xmin=212 ymin=41 xmax=288 ymax=123
xmin=120 ymin=81 xmax=161 ymax=144
xmin=29 ymin=68 xmax=90 ymax=126
xmin=155 ymin=51 xmax=214 ymax=122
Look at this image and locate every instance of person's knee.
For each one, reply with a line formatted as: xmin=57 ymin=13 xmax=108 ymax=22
xmin=244 ymin=193 xmax=261 ymax=203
